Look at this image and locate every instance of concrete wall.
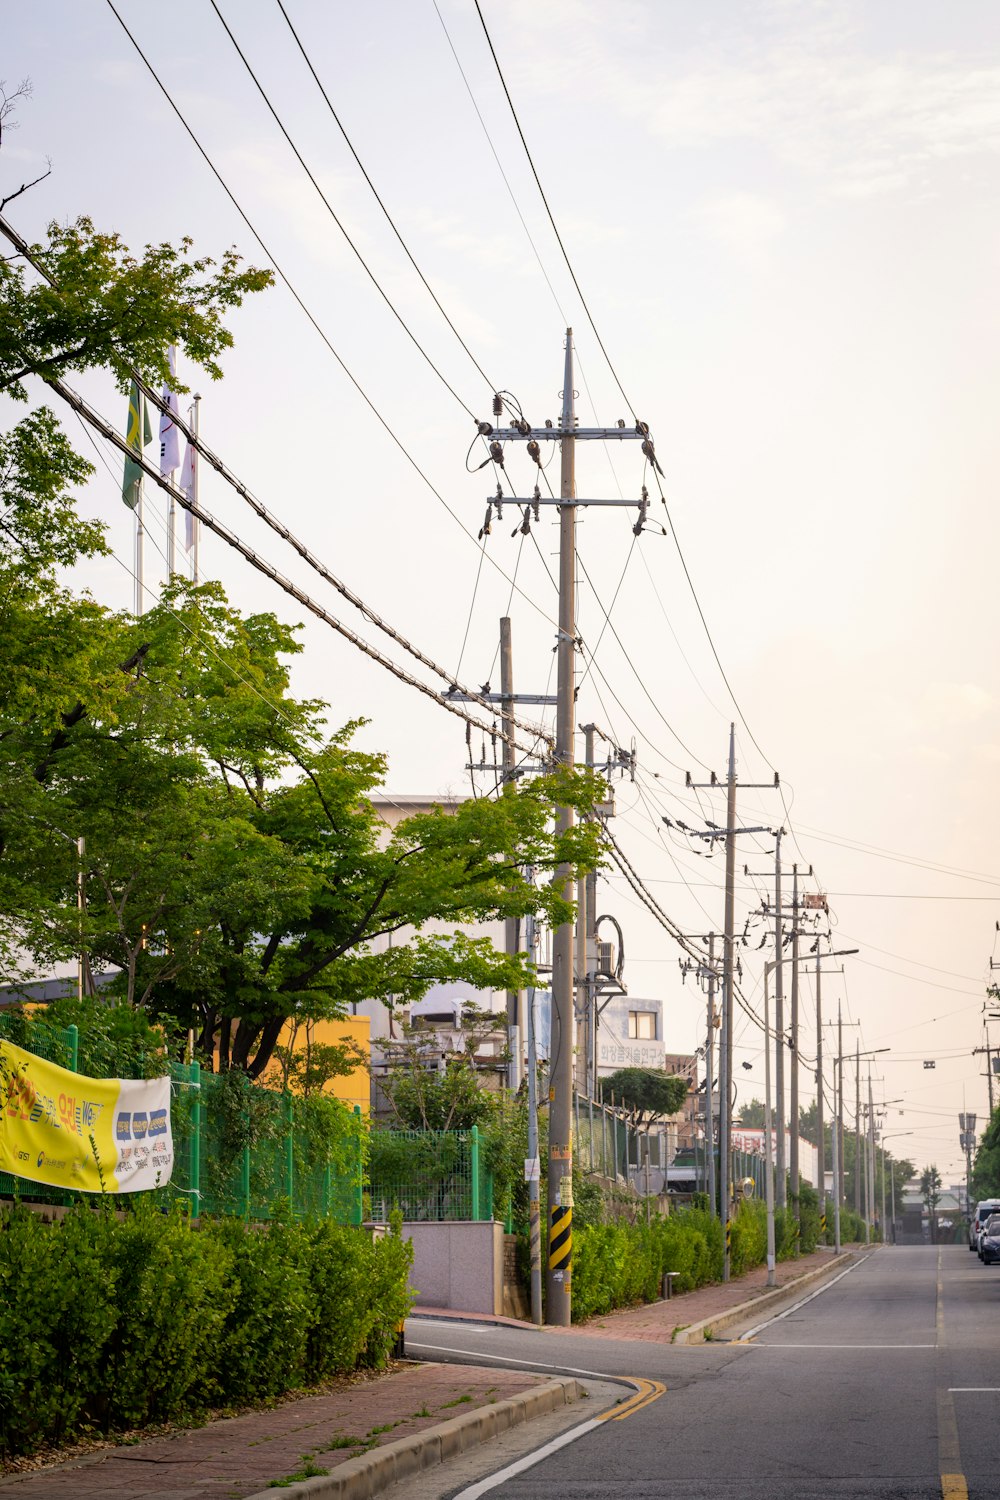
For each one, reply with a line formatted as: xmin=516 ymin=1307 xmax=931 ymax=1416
xmin=403 ymin=1220 xmax=504 ymax=1315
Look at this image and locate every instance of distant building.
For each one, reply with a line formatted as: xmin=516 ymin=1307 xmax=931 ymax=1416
xmin=595 ymin=993 xmax=665 ymax=1075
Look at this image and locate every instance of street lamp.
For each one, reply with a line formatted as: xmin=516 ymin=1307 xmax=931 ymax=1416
xmin=878 ymin=1130 xmax=914 ymax=1242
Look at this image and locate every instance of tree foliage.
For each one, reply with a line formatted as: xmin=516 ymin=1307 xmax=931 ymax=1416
xmin=972 ymin=1108 xmax=1000 ymax=1200
xmin=0 ymin=185 xmax=606 ymax=1075
xmin=600 ymin=1068 xmax=688 ymax=1127
xmin=0 ymin=215 xmax=271 ymax=401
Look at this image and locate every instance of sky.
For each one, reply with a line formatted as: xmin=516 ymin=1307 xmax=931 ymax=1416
xmin=4 ymin=0 xmax=1000 ymax=1186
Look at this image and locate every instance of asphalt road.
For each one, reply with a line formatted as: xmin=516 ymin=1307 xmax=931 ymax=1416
xmin=402 ymin=1245 xmax=1000 ymax=1499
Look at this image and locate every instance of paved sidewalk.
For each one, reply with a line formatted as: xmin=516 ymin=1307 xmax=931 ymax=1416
xmin=415 ymin=1246 xmax=860 ymax=1345
xmin=0 ymin=1364 xmax=568 ymax=1499
xmin=0 ymin=1247 xmax=859 ymax=1499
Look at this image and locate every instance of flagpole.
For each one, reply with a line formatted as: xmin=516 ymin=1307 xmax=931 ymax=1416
xmin=167 ymin=485 xmax=176 ymax=577
xmin=192 ymin=392 xmax=201 ymax=584
xmin=136 ymin=481 xmax=145 ymax=616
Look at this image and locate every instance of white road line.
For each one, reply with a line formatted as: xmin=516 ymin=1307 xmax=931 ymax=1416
xmin=744 ymin=1343 xmax=936 ymax=1349
xmin=736 ymin=1253 xmax=873 ymax=1342
xmin=405 ymin=1340 xmax=632 ymax=1384
xmin=948 ymin=1387 xmax=1000 ymax=1392
xmin=449 ymin=1417 xmax=603 ymax=1499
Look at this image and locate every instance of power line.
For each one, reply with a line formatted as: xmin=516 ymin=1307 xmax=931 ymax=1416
xmin=101 ymin=0 xmax=553 ymax=631
xmin=473 ymin=1 xmax=781 ymax=783
xmin=473 ymin=1 xmax=634 ymax=419
xmin=44 ymin=370 xmax=551 ymax=761
xmin=210 ymin=0 xmax=483 ymax=417
xmin=272 ymin=0 xmax=496 ymax=398
xmin=0 ymin=211 xmax=556 ymax=749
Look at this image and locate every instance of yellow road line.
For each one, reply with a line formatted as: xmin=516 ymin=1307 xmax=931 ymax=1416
xmin=596 ymin=1378 xmax=666 ymax=1422
xmin=936 ymin=1249 xmax=968 ymax=1500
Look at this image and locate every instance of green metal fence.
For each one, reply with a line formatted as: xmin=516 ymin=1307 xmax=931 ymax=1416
xmin=0 ymin=1022 xmax=364 ymax=1223
xmin=368 ymin=1125 xmax=494 ymax=1222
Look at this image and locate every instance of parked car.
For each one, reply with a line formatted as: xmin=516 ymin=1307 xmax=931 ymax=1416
xmin=980 ymin=1215 xmax=1000 ymax=1264
xmin=969 ymin=1199 xmax=1000 ymax=1252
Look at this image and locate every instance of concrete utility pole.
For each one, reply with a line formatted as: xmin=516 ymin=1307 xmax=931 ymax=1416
xmin=452 ymin=619 xmax=555 ymax=1091
xmin=584 ymin=725 xmax=598 ymax=1096
xmin=500 ymin=616 xmax=520 ymax=1091
xmin=815 ymin=944 xmax=824 ymax=1235
xmin=548 ymin=331 xmax=579 ymax=1327
xmin=706 ymin=934 xmax=718 ymax=1217
xmin=788 ymin=865 xmax=800 ymax=1213
xmin=744 ymin=835 xmax=786 ymax=1206
xmin=482 ymin=331 xmax=649 ymax=1326
xmin=837 ymin=1003 xmax=845 ymax=1208
xmin=855 ymin=1041 xmax=862 ymax=1219
xmin=775 ymin=843 xmax=787 ymax=1209
xmin=868 ymin=1068 xmax=877 ymax=1240
xmin=686 ymin=734 xmax=776 ymax=1280
xmin=524 ymin=906 xmax=542 ymax=1325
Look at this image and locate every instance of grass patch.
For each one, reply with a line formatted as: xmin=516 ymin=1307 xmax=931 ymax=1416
xmin=268 ymin=1460 xmax=330 ymax=1487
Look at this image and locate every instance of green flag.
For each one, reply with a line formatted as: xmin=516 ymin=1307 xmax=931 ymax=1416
xmin=122 ymin=380 xmax=152 ymax=509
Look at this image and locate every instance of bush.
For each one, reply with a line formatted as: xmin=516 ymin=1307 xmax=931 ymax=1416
xmin=0 ymin=1206 xmax=413 ymax=1460
xmin=101 ymin=1203 xmax=235 ymax=1427
xmin=571 ymin=1204 xmax=726 ymax=1322
xmin=0 ymin=1205 xmax=117 ymax=1454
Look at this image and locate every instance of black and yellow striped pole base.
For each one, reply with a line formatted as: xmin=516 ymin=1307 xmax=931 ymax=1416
xmin=820 ymin=1212 xmax=827 ymax=1237
xmin=550 ymin=1203 xmax=572 ymax=1281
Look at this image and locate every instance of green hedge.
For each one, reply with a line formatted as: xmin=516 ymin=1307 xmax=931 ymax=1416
xmin=0 ymin=1204 xmax=413 ymax=1458
xmin=572 ymin=1204 xmax=727 ymax=1321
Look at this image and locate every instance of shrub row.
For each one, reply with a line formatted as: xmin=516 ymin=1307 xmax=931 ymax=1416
xmin=572 ymin=1204 xmax=726 ymax=1320
xmin=571 ymin=1186 xmax=841 ymax=1323
xmin=0 ymin=1203 xmax=412 ymax=1458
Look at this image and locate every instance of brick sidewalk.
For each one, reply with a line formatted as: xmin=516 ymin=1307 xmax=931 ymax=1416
xmin=559 ymin=1246 xmax=851 ymax=1343
xmin=0 ymin=1364 xmax=553 ymax=1499
xmin=416 ymin=1246 xmax=856 ymax=1345
xmin=1 ymin=1248 xmax=856 ymax=1497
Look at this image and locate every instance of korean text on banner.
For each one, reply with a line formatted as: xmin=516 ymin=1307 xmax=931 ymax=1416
xmin=0 ymin=1039 xmax=172 ymax=1194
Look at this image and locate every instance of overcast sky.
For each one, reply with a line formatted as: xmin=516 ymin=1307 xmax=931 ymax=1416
xmin=5 ymin=0 xmax=1000 ymax=1185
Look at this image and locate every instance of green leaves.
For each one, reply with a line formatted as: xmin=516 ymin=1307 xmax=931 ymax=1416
xmin=599 ymin=1068 xmax=689 ymax=1126
xmin=0 ymin=216 xmax=271 ymax=400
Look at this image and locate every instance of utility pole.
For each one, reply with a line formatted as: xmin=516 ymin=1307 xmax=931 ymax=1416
xmin=500 ymin=617 xmax=520 ymax=1090
xmin=744 ymin=834 xmax=786 ymax=1207
xmin=973 ymin=1047 xmax=996 ymax=1115
xmin=706 ymin=934 xmax=718 ymax=1216
xmin=482 ymin=330 xmax=650 ymax=1326
xmin=837 ymin=1003 xmax=845 ymax=1209
xmin=525 ymin=905 xmax=542 ymax=1325
xmin=867 ymin=1068 xmax=876 ymax=1241
xmin=686 ymin=731 xmax=776 ymax=1280
xmin=456 ymin=617 xmax=555 ymax=1091
xmin=788 ymin=865 xmax=800 ymax=1214
xmin=855 ymin=1041 xmax=862 ymax=1219
xmin=815 ymin=942 xmax=824 ymax=1236
xmin=548 ymin=331 xmax=578 ymax=1328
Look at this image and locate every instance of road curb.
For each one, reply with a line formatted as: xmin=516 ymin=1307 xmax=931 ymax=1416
xmin=242 ymin=1377 xmax=585 ymax=1500
xmin=671 ymin=1251 xmax=857 ymax=1344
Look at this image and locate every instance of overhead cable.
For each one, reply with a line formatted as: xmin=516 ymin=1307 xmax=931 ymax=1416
xmin=101 ymin=0 xmax=554 ymax=629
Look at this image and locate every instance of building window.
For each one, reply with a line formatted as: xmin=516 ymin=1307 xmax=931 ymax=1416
xmin=628 ymin=1010 xmax=657 ymax=1040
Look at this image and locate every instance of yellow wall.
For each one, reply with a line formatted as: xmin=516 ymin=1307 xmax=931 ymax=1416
xmin=262 ymin=1015 xmax=371 ymax=1114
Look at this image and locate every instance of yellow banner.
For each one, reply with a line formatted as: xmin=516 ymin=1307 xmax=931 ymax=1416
xmin=0 ymin=1039 xmax=172 ymax=1194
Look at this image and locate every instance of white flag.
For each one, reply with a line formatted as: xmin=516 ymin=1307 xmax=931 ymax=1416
xmin=180 ymin=437 xmax=197 ymax=552
xmin=159 ymin=345 xmax=181 ymax=476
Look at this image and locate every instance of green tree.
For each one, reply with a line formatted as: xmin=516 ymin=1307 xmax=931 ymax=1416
xmin=972 ymin=1109 xmax=1000 ymax=1200
xmin=920 ymin=1164 xmax=942 ymax=1234
xmin=737 ymin=1098 xmax=766 ymax=1128
xmin=600 ymin=1068 xmax=688 ymax=1129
